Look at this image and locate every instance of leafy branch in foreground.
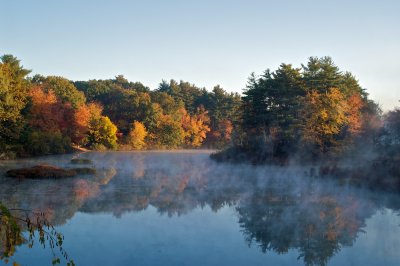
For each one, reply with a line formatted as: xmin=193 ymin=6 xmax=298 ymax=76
xmin=0 ymin=202 xmax=75 ymax=265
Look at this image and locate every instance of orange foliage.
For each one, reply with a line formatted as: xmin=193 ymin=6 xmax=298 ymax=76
xmin=346 ymin=93 xmax=363 ymax=134
xmin=73 ymin=104 xmax=91 ymax=144
xmin=29 ymin=86 xmax=74 ymax=134
xmin=180 ymin=106 xmax=211 ymax=147
xmin=218 ymin=119 xmax=233 ymax=141
xmin=72 ymin=102 xmax=104 ymax=145
xmin=208 ymin=119 xmax=233 ymax=144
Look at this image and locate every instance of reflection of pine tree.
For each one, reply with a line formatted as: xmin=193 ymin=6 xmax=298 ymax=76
xmin=237 ymin=188 xmax=298 ymax=254
xmin=237 ymin=188 xmax=370 ymax=266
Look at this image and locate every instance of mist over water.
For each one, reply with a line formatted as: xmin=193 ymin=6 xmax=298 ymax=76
xmin=1 ymin=151 xmax=400 ymax=266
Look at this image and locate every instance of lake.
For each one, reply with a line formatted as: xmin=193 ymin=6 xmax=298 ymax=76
xmin=1 ymin=151 xmax=400 ymax=266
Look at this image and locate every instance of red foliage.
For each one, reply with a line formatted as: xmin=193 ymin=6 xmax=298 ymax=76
xmin=29 ymin=86 xmax=74 ymax=136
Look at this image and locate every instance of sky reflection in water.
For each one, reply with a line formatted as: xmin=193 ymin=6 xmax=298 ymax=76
xmin=1 ymin=151 xmax=400 ymax=266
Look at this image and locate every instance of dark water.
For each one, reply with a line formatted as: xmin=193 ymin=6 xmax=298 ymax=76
xmin=1 ymin=151 xmax=400 ymax=266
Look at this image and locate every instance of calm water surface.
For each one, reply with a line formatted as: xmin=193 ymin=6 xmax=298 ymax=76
xmin=1 ymin=151 xmax=400 ymax=266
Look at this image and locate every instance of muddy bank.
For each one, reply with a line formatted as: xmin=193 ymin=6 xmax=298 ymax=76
xmin=6 ymin=164 xmax=95 ymax=179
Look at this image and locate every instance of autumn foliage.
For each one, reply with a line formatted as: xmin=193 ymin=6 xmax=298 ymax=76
xmin=2 ymin=54 xmax=398 ymax=160
xmin=29 ymin=86 xmax=74 ymax=135
xmin=181 ymin=106 xmax=210 ymax=147
xmin=213 ymin=56 xmax=387 ymax=163
xmin=128 ymin=121 xmax=147 ymax=149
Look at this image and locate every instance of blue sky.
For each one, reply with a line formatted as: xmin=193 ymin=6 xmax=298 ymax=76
xmin=1 ymin=0 xmax=399 ymax=110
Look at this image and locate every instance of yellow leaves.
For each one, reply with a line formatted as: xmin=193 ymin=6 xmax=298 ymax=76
xmin=302 ymin=87 xmax=362 ymax=152
xmin=320 ymin=109 xmax=329 ymax=120
xmin=181 ymin=107 xmax=211 ymax=147
xmin=88 ymin=115 xmax=118 ymax=149
xmin=327 ymin=87 xmax=344 ymax=102
xmin=123 ymin=105 xmax=210 ymax=149
xmin=128 ymin=121 xmax=148 ymax=150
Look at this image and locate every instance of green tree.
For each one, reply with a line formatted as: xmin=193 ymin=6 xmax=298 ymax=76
xmin=240 ymin=65 xmax=305 ymax=159
xmin=25 ymin=131 xmax=72 ymax=155
xmin=302 ymin=56 xmax=343 ymax=93
xmin=0 ymin=55 xmax=31 ymax=155
xmin=0 ymin=55 xmax=30 ymax=122
xmin=262 ymin=64 xmax=305 ymax=157
xmin=157 ymin=79 xmax=203 ymax=114
xmin=150 ymin=91 xmax=184 ymax=116
xmin=88 ymin=115 xmax=118 ymax=150
xmin=380 ymin=108 xmax=400 ymax=156
xmin=151 ymin=114 xmax=184 ymax=148
xmin=195 ymin=85 xmax=241 ymax=147
xmin=75 ymin=78 xmax=152 ymax=135
xmin=219 ymin=56 xmax=376 ymax=163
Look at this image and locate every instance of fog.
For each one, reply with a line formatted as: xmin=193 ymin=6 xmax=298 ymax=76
xmin=1 ymin=151 xmax=400 ymax=265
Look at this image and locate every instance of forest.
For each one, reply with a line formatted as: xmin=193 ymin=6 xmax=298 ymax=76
xmin=212 ymin=57 xmax=399 ymax=163
xmin=1 ymin=54 xmax=400 ymax=265
xmin=1 ymin=54 xmax=399 ymax=171
xmin=0 ymin=54 xmax=240 ymax=158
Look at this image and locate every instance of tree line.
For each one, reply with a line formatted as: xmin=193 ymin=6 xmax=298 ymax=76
xmin=0 ymin=54 xmax=240 ymax=158
xmin=1 ymin=54 xmax=399 ymax=163
xmin=213 ymin=56 xmax=400 ymax=165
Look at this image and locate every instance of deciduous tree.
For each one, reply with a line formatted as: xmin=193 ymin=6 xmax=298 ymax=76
xmin=0 ymin=55 xmax=30 ymax=154
xmin=128 ymin=121 xmax=148 ymax=150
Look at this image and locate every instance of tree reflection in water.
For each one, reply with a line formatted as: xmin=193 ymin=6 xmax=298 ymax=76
xmin=0 ymin=203 xmax=75 ymax=265
xmin=1 ymin=151 xmax=400 ymax=265
xmin=236 ymin=190 xmax=370 ymax=266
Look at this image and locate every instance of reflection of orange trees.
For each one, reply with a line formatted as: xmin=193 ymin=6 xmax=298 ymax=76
xmin=3 ymin=152 xmax=396 ymax=266
xmin=150 ymin=175 xmax=192 ymax=216
xmin=80 ymin=159 xmax=214 ymax=217
xmin=237 ymin=191 xmax=370 ymax=266
xmin=132 ymin=156 xmax=146 ymax=179
xmin=0 ymin=175 xmax=105 ymax=228
xmin=316 ymin=196 xmax=363 ymax=242
xmin=297 ymin=196 xmax=365 ymax=266
xmin=104 ymin=157 xmax=238 ymax=216
xmin=73 ymin=179 xmax=100 ymax=202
